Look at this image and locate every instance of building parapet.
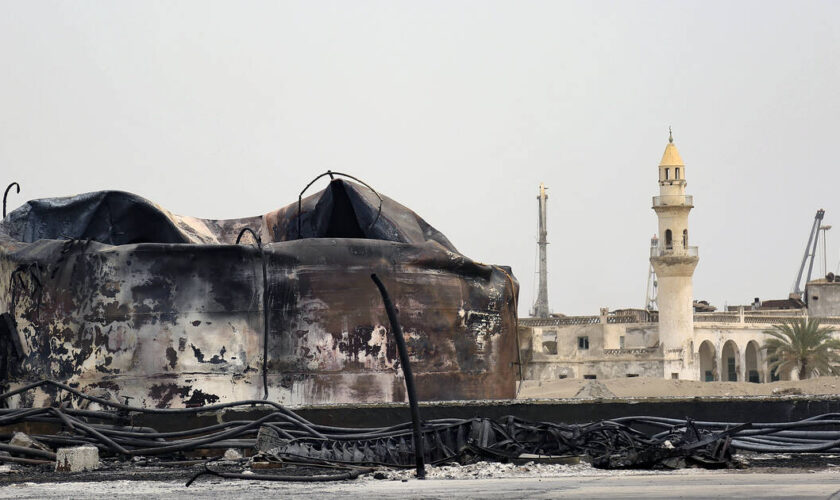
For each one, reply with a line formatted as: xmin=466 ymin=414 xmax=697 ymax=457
xmin=603 ymin=347 xmax=659 ymax=356
xmin=522 ymin=312 xmax=840 ymax=328
xmin=520 ymin=313 xmax=654 ymax=327
xmin=743 ymin=315 xmax=808 ymax=324
xmin=693 ymin=310 xmax=814 ymax=325
xmin=650 ymin=245 xmax=699 ymax=258
xmin=694 ymin=312 xmax=740 ymax=323
xmin=606 ymin=315 xmax=643 ymax=324
xmin=520 ymin=316 xmax=601 ymax=327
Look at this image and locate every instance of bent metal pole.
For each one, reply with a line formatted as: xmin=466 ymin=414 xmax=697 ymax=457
xmin=370 ymin=273 xmax=426 ymax=479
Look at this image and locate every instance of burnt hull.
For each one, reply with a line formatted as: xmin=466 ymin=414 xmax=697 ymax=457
xmin=0 ymin=238 xmax=517 ymax=408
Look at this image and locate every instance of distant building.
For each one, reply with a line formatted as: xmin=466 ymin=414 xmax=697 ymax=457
xmin=806 ymin=278 xmax=840 ymax=317
xmin=520 ymin=132 xmax=840 ymax=383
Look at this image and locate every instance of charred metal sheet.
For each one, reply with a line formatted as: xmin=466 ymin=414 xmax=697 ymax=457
xmin=0 ymin=180 xmax=518 ymax=407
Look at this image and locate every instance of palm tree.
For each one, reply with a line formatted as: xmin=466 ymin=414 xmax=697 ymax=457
xmin=762 ymin=318 xmax=840 ymax=380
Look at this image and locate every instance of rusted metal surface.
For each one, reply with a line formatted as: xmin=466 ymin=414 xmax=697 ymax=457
xmin=0 ymin=180 xmax=518 ymax=408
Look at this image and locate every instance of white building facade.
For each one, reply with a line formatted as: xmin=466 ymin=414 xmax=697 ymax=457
xmin=520 ymin=133 xmax=840 ymax=383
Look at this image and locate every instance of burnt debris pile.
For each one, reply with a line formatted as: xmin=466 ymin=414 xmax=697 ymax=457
xmin=257 ymin=414 xmax=739 ymax=470
xmin=4 ymin=380 xmax=840 ymax=483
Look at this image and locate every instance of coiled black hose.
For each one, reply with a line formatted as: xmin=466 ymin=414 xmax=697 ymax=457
xmin=370 ymin=273 xmax=426 ymax=479
xmin=7 ymin=381 xmax=840 ymax=479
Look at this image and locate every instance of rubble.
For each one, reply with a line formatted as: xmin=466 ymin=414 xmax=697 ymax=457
xmin=772 ymin=387 xmax=804 ymax=395
xmin=55 ymin=446 xmax=99 ymax=473
xmin=375 ymin=460 xmax=658 ymax=480
xmin=256 ymin=426 xmax=283 ymax=452
xmin=573 ymin=380 xmax=617 ymax=399
xmin=9 ymin=433 xmax=51 ymax=454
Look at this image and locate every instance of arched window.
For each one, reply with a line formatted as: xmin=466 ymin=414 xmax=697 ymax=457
xmin=675 ymin=168 xmax=680 ymax=179
xmin=682 ymin=229 xmax=688 ymax=248
xmin=665 ymin=168 xmax=670 ymax=180
xmin=665 ymin=229 xmax=673 ymax=249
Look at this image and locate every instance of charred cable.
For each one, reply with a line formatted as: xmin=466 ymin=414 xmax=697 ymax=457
xmin=7 ymin=381 xmax=840 ymax=477
xmin=371 ymin=273 xmax=426 ymax=479
xmin=3 ymin=182 xmax=20 ymax=219
xmin=235 ymin=227 xmax=270 ymax=400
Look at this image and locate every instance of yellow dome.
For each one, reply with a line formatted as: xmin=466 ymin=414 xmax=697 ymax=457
xmin=659 ymin=130 xmax=684 ymax=167
xmin=659 ymin=143 xmax=684 ymax=166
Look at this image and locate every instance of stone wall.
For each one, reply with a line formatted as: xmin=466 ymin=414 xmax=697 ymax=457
xmin=807 ymin=282 xmax=840 ymax=317
xmin=521 ymin=322 xmax=662 ymax=380
xmin=518 ymin=315 xmax=840 ymax=382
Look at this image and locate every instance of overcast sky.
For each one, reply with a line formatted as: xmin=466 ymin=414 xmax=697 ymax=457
xmin=1 ymin=1 xmax=839 ymax=316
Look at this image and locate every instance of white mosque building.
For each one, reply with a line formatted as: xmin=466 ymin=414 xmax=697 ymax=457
xmin=520 ymin=133 xmax=840 ymax=383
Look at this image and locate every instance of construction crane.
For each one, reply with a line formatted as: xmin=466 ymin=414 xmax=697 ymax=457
xmin=791 ymin=209 xmax=825 ymax=300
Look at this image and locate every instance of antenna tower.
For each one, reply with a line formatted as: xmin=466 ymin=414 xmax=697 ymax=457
xmin=645 ymin=235 xmax=659 ymax=311
xmin=531 ymin=183 xmax=550 ymax=318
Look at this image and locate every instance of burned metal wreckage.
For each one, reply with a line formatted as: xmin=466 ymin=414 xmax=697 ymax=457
xmin=0 ymin=179 xmax=835 ymax=480
xmin=0 ymin=176 xmax=518 ymax=408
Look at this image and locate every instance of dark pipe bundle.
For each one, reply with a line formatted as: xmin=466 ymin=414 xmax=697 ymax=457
xmin=5 ymin=380 xmax=840 ymax=484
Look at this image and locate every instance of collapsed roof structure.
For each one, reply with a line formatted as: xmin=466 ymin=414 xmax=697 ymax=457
xmin=0 ymin=177 xmax=518 ymax=408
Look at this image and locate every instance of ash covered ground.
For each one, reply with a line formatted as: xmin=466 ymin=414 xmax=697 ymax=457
xmin=3 ymin=456 xmax=840 ymax=499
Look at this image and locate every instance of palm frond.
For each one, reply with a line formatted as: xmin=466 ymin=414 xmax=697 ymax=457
xmin=761 ymin=318 xmax=839 ymax=379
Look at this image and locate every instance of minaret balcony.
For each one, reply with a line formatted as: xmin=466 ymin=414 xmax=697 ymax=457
xmin=652 ymin=195 xmax=693 ymax=207
xmin=651 ymin=245 xmax=699 ymax=258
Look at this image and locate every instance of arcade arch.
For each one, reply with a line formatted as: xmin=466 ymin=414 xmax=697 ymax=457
xmin=722 ymin=340 xmax=740 ymax=382
xmin=745 ymin=341 xmax=762 ymax=383
xmin=698 ymin=340 xmax=717 ymax=382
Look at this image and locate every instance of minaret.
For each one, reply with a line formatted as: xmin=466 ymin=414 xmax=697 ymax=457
xmin=650 ymin=129 xmax=699 ymax=360
xmin=532 ymin=183 xmax=550 ymax=318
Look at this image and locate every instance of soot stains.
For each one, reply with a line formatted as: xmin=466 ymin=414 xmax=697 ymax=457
xmin=184 ymin=389 xmax=220 ymax=407
xmin=94 ymin=355 xmax=117 ymax=374
xmin=83 ymin=301 xmax=130 ymax=326
xmin=209 ymin=346 xmax=227 ymax=364
xmin=335 ymin=325 xmax=382 ymax=361
xmin=190 ymin=344 xmax=204 ymax=362
xmin=190 ymin=344 xmax=227 ymax=364
xmin=165 ymin=347 xmax=177 ymax=369
xmin=131 ymin=277 xmax=172 ymax=306
xmin=86 ymin=380 xmax=120 ymax=391
xmin=130 ymin=276 xmax=176 ymax=326
xmin=148 ymin=383 xmax=191 ymax=408
xmin=406 ymin=334 xmax=434 ymax=360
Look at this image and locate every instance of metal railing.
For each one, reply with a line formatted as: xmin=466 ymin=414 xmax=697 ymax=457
xmin=652 ymin=195 xmax=693 ymax=207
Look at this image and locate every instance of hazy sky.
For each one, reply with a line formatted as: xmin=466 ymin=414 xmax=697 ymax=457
xmin=2 ymin=1 xmax=839 ymax=316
